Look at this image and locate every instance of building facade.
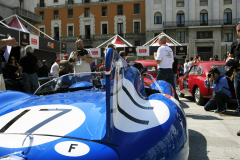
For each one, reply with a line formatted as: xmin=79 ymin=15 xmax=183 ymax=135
xmin=146 ymin=0 xmax=240 ymax=62
xmin=34 ymin=0 xmax=146 ymax=55
xmin=0 ymin=0 xmax=42 ymax=34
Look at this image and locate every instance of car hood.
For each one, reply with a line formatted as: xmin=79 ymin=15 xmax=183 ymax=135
xmin=0 ymin=90 xmax=106 ymax=141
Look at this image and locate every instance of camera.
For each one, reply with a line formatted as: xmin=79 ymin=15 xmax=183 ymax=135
xmin=207 ymin=73 xmax=212 ymax=78
xmin=77 ymin=49 xmax=88 ymax=56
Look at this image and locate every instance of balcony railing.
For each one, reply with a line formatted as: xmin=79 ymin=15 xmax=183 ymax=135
xmin=79 ymin=35 xmax=94 ymax=40
xmin=37 ymin=3 xmax=45 ymax=7
xmin=14 ymin=8 xmax=42 ymax=23
xmin=163 ymin=19 xmax=240 ymax=28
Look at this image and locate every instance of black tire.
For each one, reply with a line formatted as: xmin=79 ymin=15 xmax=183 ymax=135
xmin=194 ymin=86 xmax=205 ymax=105
xmin=176 ymin=84 xmax=184 ymax=97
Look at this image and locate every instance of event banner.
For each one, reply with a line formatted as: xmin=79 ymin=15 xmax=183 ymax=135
xmin=125 ymin=47 xmax=136 ymax=56
xmin=89 ymin=48 xmax=101 ymax=58
xmin=61 ymin=42 xmax=67 ymax=53
xmin=137 ymin=46 xmax=150 ymax=56
xmin=176 ymin=46 xmax=187 ymax=55
xmin=19 ymin=31 xmax=30 ymax=46
xmin=0 ymin=25 xmax=19 ymax=41
xmin=39 ymin=37 xmax=60 ymax=53
xmin=30 ymin=34 xmax=39 ymax=49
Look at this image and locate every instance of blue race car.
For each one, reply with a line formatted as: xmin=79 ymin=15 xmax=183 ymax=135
xmin=0 ymin=48 xmax=189 ymax=160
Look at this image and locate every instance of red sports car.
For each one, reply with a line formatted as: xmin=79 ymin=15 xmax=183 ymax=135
xmin=177 ymin=61 xmax=235 ymax=105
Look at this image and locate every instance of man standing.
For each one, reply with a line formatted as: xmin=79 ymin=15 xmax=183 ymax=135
xmin=38 ymin=60 xmax=49 ymax=77
xmin=204 ymin=67 xmax=231 ymax=113
xmin=154 ymin=35 xmax=179 ymax=101
xmin=50 ymin=59 xmax=60 ymax=77
xmin=19 ymin=45 xmax=38 ymax=94
xmin=69 ymin=39 xmax=94 ymax=73
xmin=59 ymin=55 xmax=73 ymax=77
xmin=184 ymin=60 xmax=189 ymax=74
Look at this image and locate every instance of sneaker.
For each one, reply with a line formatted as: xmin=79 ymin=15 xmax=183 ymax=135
xmin=214 ymin=110 xmax=221 ymax=113
xmin=222 ymin=108 xmax=226 ymax=113
xmin=237 ymin=130 xmax=240 ymax=136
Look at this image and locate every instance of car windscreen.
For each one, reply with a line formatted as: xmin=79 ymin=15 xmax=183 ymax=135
xmin=211 ymin=65 xmax=229 ymax=75
xmin=146 ymin=66 xmax=157 ymax=72
xmin=34 ymin=72 xmax=105 ymax=95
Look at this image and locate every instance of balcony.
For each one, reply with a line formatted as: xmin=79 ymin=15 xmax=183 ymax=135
xmin=65 ymin=0 xmax=74 ymax=5
xmin=14 ymin=8 xmax=42 ymax=24
xmin=82 ymin=0 xmax=91 ymax=3
xmin=163 ymin=19 xmax=240 ymax=28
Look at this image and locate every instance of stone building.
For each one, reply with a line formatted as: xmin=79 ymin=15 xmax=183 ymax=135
xmin=146 ymin=0 xmax=240 ymax=62
xmin=0 ymin=0 xmax=42 ymax=34
xmin=34 ymin=0 xmax=146 ymax=55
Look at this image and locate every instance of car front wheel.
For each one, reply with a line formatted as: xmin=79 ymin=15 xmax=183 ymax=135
xmin=194 ymin=86 xmax=205 ymax=105
xmin=176 ymin=84 xmax=184 ymax=97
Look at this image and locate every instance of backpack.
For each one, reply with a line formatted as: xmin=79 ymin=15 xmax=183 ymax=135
xmin=215 ymin=75 xmax=235 ymax=93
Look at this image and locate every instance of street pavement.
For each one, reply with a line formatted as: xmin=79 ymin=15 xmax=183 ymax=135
xmin=180 ymin=96 xmax=240 ymax=160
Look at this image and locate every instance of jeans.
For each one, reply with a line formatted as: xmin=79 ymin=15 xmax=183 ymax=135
xmin=23 ymin=72 xmax=39 ymax=94
xmin=157 ymin=68 xmax=179 ymax=101
xmin=234 ymin=72 xmax=240 ymax=111
xmin=204 ymin=92 xmax=230 ymax=111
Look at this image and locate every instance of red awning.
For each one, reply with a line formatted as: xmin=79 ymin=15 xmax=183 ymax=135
xmin=8 ymin=17 xmax=29 ymax=33
xmin=111 ymin=36 xmax=127 ymax=47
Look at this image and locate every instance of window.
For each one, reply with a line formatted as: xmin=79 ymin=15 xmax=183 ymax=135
xmin=135 ymin=40 xmax=140 ymax=46
xmin=224 ymin=0 xmax=232 ymax=4
xmin=134 ymin=4 xmax=140 ymax=14
xmin=102 ymin=24 xmax=107 ymax=34
xmin=154 ymin=12 xmax=162 ymax=24
xmin=117 ymin=23 xmax=123 ymax=36
xmin=54 ymin=0 xmax=58 ymax=2
xmin=39 ymin=28 xmax=45 ymax=37
xmin=200 ymin=0 xmax=208 ymax=6
xmin=83 ymin=0 xmax=90 ymax=3
xmin=85 ymin=8 xmax=90 ymax=17
xmin=177 ymin=11 xmax=184 ymax=26
xmin=68 ymin=9 xmax=73 ymax=19
xmin=176 ymin=0 xmax=184 ymax=7
xmin=189 ymin=65 xmax=203 ymax=75
xmin=177 ymin=31 xmax=185 ymax=43
xmin=197 ymin=31 xmax=213 ymax=39
xmin=39 ymin=0 xmax=45 ymax=7
xmin=54 ymin=10 xmax=59 ymax=20
xmin=118 ymin=5 xmax=123 ymax=15
xmin=68 ymin=26 xmax=73 ymax=36
xmin=68 ymin=0 xmax=74 ymax=4
xmin=134 ymin=22 xmax=140 ymax=33
xmin=102 ymin=6 xmax=107 ymax=16
xmin=54 ymin=27 xmax=59 ymax=40
xmin=200 ymin=10 xmax=208 ymax=25
xmin=40 ymin=11 xmax=44 ymax=21
xmin=224 ymin=9 xmax=232 ymax=24
xmin=224 ymin=30 xmax=233 ymax=42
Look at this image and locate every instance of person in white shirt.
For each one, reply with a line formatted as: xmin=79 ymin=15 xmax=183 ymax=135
xmin=188 ymin=57 xmax=193 ymax=71
xmin=50 ymin=59 xmax=60 ymax=77
xmin=154 ymin=35 xmax=179 ymax=101
xmin=184 ymin=60 xmax=189 ymax=74
xmin=69 ymin=39 xmax=94 ymax=73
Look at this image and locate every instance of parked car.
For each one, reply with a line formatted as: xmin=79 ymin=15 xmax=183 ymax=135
xmin=135 ymin=60 xmax=158 ymax=79
xmin=0 ymin=49 xmax=189 ymax=160
xmin=177 ymin=61 xmax=235 ymax=105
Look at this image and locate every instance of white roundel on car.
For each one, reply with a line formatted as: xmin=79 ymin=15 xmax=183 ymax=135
xmin=55 ymin=141 xmax=90 ymax=157
xmin=0 ymin=105 xmax=86 ymax=148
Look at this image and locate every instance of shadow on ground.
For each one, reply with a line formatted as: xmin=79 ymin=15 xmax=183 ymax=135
xmin=186 ymin=113 xmax=223 ymax=120
xmin=188 ymin=129 xmax=209 ymax=160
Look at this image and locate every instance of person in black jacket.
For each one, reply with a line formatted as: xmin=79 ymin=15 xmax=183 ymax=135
xmin=19 ymin=45 xmax=38 ymax=94
xmin=229 ymin=22 xmax=240 ymax=117
xmin=38 ymin=60 xmax=49 ymax=77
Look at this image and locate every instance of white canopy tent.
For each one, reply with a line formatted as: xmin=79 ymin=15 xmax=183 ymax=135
xmin=96 ymin=34 xmax=133 ymax=48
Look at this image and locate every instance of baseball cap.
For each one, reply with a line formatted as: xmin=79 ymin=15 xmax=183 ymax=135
xmin=63 ymin=55 xmax=68 ymax=59
xmin=56 ymin=59 xmax=60 ymax=62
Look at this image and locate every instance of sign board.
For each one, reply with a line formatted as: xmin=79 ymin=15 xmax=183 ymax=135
xmin=89 ymin=48 xmax=101 ymax=58
xmin=0 ymin=26 xmax=19 ymax=41
xmin=125 ymin=47 xmax=136 ymax=56
xmin=30 ymin=34 xmax=39 ymax=49
xmin=176 ymin=46 xmax=187 ymax=55
xmin=39 ymin=37 xmax=60 ymax=53
xmin=19 ymin=31 xmax=29 ymax=46
xmin=61 ymin=42 xmax=67 ymax=53
xmin=137 ymin=46 xmax=149 ymax=56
